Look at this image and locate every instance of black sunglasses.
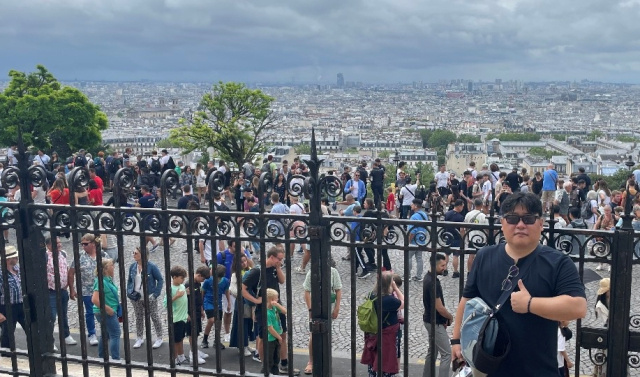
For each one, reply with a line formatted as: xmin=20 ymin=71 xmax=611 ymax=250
xmin=501 ymin=264 xmax=519 ymax=291
xmin=80 ymin=242 xmax=90 ymax=246
xmin=503 ymin=214 xmax=539 ymax=225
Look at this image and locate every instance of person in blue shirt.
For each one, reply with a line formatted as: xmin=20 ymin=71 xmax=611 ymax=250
xmin=217 ymin=240 xmax=253 ymax=340
xmin=201 ymin=265 xmax=230 ymax=349
xmin=135 ymin=185 xmax=159 ymax=253
xmin=408 ymin=199 xmax=428 ymax=281
xmin=344 ymin=172 xmax=366 ymax=203
xmin=339 ymin=194 xmax=361 ymax=217
xmin=542 ymin=163 xmax=559 ymax=215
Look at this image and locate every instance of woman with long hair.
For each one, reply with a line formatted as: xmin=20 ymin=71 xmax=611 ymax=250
xmin=195 ymin=163 xmax=206 ymax=203
xmin=48 ymin=151 xmax=60 ymax=171
xmin=91 ymin=259 xmax=122 ymax=360
xmin=360 ymin=272 xmax=404 ymax=376
xmin=127 ymin=247 xmax=164 ymax=350
xmin=228 ymin=254 xmax=256 ymax=356
xmin=180 ymin=165 xmax=194 ymax=187
xmin=233 ymin=172 xmax=248 ymax=212
xmin=274 ymin=173 xmax=287 ymax=204
xmin=48 ymin=178 xmax=70 ymax=205
xmin=597 ymin=179 xmax=611 ymax=209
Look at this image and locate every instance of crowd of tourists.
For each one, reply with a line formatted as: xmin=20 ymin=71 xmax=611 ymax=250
xmin=1 ymin=146 xmax=639 ymax=376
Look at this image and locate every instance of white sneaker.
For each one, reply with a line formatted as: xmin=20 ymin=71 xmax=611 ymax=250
xmin=243 ymin=348 xmax=252 ymax=356
xmin=88 ymin=334 xmax=99 ymax=346
xmin=608 ymin=266 xmax=612 ymax=272
xmin=224 ymin=333 xmax=230 ymax=342
xmin=190 ymin=356 xmax=206 ymax=365
xmin=53 ymin=344 xmax=58 ymax=352
xmin=133 ymin=339 xmax=144 ymax=349
xmin=64 ymin=335 xmax=77 ymax=345
xmin=198 ymin=350 xmax=209 ymax=359
xmin=596 ymin=264 xmax=603 ymax=271
xmin=175 ymin=355 xmax=188 ymax=366
xmin=152 ymin=338 xmax=163 ymax=349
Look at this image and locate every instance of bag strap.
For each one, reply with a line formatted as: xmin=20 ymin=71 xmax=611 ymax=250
xmin=493 ymin=244 xmax=540 ymax=313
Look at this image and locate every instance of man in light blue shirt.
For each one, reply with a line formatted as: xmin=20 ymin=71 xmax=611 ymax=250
xmin=339 ymin=194 xmax=361 ymax=217
xmin=407 ymin=199 xmax=428 ymax=281
xmin=542 ymin=163 xmax=558 ymax=215
xmin=268 ymin=192 xmax=289 ymax=237
xmin=344 ymin=172 xmax=366 ymax=203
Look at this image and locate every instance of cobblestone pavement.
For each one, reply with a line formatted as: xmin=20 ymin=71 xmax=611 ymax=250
xmin=2 ymin=199 xmax=637 ymax=376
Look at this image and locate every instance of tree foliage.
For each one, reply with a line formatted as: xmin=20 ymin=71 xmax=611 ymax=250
xmin=550 ymin=134 xmax=566 ymax=141
xmin=586 ymin=130 xmax=604 ymax=141
xmin=528 ymin=146 xmax=554 ymax=160
xmin=487 ymin=132 xmax=541 ymax=141
xmin=295 ymin=143 xmax=311 ymax=155
xmin=616 ymin=135 xmax=640 ymax=143
xmin=0 ymin=65 xmax=108 ymax=158
xmin=457 ymin=134 xmax=482 ymax=143
xmin=590 ymin=168 xmax=635 ymax=191
xmin=170 ymin=82 xmax=276 ymax=168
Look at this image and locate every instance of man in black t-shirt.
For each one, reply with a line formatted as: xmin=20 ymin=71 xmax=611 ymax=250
xmin=443 ymin=200 xmax=465 ymax=278
xmin=369 ymin=162 xmax=385 ymax=209
xmin=423 ymin=253 xmax=453 ymax=377
xmin=451 ymin=192 xmax=586 ymax=377
xmin=177 ymin=184 xmax=200 ymax=210
xmin=576 ymin=167 xmax=591 ymax=190
xmin=242 ymin=247 xmax=297 ymax=374
xmin=505 ymin=168 xmax=522 ymax=193
xmin=184 ymin=266 xmax=210 ymax=359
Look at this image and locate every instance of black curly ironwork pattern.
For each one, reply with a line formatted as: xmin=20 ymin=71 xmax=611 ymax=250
xmin=629 ymin=353 xmax=640 ymax=368
xmin=319 ymin=174 xmax=343 ymax=199
xmin=286 ymin=174 xmax=306 ymax=198
xmin=0 ymin=166 xmax=20 ymax=190
xmin=590 ymin=348 xmax=607 ymax=366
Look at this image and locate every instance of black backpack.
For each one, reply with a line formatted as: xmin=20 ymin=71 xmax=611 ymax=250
xmin=150 ymin=157 xmax=161 ymax=173
xmin=109 ymin=158 xmax=121 ymax=174
xmin=214 ymin=201 xmax=229 ymax=211
xmin=415 ymin=185 xmax=427 ymax=201
xmin=164 ymin=157 xmax=176 ymax=171
xmin=74 ymin=155 xmax=86 ymax=168
xmin=261 ymin=162 xmax=271 ymax=174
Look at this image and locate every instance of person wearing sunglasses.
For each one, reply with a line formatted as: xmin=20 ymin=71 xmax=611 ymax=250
xmin=451 ymin=192 xmax=586 ymax=377
xmin=68 ymin=233 xmax=110 ymax=347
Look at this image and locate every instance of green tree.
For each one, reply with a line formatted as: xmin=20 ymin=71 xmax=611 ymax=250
xmin=487 ymin=132 xmax=540 ymax=141
xmin=616 ymin=135 xmax=640 ymax=143
xmin=457 ymin=134 xmax=481 ymax=143
xmin=550 ymin=134 xmax=566 ymax=141
xmin=586 ymin=130 xmax=603 ymax=141
xmin=295 ymin=143 xmax=311 ymax=155
xmin=590 ymin=169 xmax=635 ymax=192
xmin=0 ymin=65 xmax=108 ymax=158
xmin=197 ymin=151 xmax=210 ymax=167
xmin=378 ymin=150 xmax=391 ymax=158
xmin=528 ymin=147 xmax=554 ymax=160
xmin=170 ymin=82 xmax=276 ymax=168
xmin=156 ymin=138 xmax=181 ymax=149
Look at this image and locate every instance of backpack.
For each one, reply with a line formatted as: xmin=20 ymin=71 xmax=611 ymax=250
xmin=214 ymin=201 xmax=229 ymax=211
xmin=261 ymin=162 xmax=271 ymax=174
xmin=150 ymin=157 xmax=161 ymax=173
xmin=109 ymin=158 xmax=120 ymax=174
xmin=415 ymin=186 xmax=427 ymax=201
xmin=244 ymin=164 xmax=254 ymax=179
xmin=74 ymin=155 xmax=86 ymax=168
xmin=93 ymin=157 xmax=103 ymax=168
xmin=581 ymin=200 xmax=592 ymax=219
xmin=165 ymin=156 xmax=176 ymax=170
xmin=357 ymin=294 xmax=389 ymax=334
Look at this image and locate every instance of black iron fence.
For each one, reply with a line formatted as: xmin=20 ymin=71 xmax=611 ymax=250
xmin=0 ymin=132 xmax=639 ymax=376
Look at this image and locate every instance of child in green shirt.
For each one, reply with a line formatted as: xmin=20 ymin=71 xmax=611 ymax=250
xmin=263 ymin=288 xmax=287 ymax=375
xmin=164 ymin=265 xmax=190 ymax=366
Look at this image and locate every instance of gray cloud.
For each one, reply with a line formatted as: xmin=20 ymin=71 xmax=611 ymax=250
xmin=1 ymin=0 xmax=640 ymax=82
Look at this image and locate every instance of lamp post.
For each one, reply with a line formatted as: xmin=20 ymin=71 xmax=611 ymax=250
xmin=393 ymin=149 xmax=400 ymax=167
xmin=626 ymin=155 xmax=635 ymax=171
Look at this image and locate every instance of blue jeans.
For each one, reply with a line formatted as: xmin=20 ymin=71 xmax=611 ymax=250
xmin=49 ymin=290 xmax=70 ymax=338
xmin=82 ymin=296 xmax=96 ymax=336
xmin=95 ymin=312 xmax=121 ymax=360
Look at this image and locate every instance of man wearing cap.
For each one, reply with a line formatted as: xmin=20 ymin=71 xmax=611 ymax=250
xmin=46 ymin=237 xmax=77 ymax=347
xmin=0 ymin=245 xmax=26 ymax=348
xmin=451 ymin=192 xmax=586 ymax=377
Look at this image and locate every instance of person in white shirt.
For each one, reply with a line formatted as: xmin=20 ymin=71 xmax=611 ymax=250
xmin=461 ymin=198 xmax=487 ymax=273
xmin=468 ymin=161 xmax=477 ymax=180
xmin=289 ymin=196 xmax=310 ymax=274
xmin=481 ymin=174 xmax=492 ymax=204
xmin=35 ymin=150 xmax=50 ymax=169
xmin=399 ymin=174 xmax=420 ymax=219
xmin=434 ymin=165 xmax=450 ymax=197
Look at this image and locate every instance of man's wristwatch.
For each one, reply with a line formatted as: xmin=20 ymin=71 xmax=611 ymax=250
xmin=450 ymin=339 xmax=461 ymax=345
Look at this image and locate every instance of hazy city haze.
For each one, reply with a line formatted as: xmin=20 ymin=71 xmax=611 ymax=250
xmin=2 ymin=0 xmax=640 ymax=82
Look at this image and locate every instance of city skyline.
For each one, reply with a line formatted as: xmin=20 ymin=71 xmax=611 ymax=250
xmin=3 ymin=0 xmax=640 ymax=83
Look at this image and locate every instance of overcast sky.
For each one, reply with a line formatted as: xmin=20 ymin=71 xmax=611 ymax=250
xmin=2 ymin=0 xmax=640 ymax=83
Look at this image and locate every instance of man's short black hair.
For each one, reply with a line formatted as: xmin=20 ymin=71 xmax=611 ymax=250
xmin=552 ymin=204 xmax=560 ymax=214
xmin=454 ymin=199 xmax=465 ymax=207
xmin=430 ymin=252 xmax=447 ymax=263
xmin=569 ymin=206 xmax=581 ymax=219
xmin=140 ymin=185 xmax=150 ymax=193
xmin=578 ymin=179 xmax=586 ymax=185
xmin=500 ymin=192 xmax=543 ymax=217
xmin=578 ymin=167 xmax=585 ymax=173
xmin=412 ymin=198 xmax=423 ymax=207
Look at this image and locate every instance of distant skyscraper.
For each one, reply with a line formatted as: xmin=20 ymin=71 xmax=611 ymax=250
xmin=337 ymin=73 xmax=344 ymax=88
xmin=468 ymin=82 xmax=473 ymax=93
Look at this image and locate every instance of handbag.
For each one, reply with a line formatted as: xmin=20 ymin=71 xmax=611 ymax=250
xmin=460 ymin=244 xmax=539 ymax=375
xmin=127 ymin=291 xmax=142 ymax=301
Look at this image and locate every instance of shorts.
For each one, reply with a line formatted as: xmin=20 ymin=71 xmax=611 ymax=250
xmin=185 ymin=316 xmax=202 ymax=337
xmin=222 ymin=294 xmax=235 ymax=314
xmin=542 ymin=190 xmax=556 ymax=203
xmin=173 ymin=321 xmax=186 ymax=343
xmin=205 ymin=309 xmax=222 ymax=320
xmin=255 ymin=311 xmax=287 ymax=339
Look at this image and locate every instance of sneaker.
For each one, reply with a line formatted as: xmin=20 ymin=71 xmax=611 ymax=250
xmin=357 ymin=271 xmax=371 ymax=279
xmin=247 ymin=346 xmax=256 ymax=353
xmin=190 ymin=356 xmax=206 ymax=365
xmin=252 ymin=351 xmax=261 ymax=362
xmin=175 ymin=355 xmax=188 ymax=366
xmin=201 ymin=339 xmax=209 ymax=349
xmin=332 ymin=202 xmax=337 ymax=211
xmin=224 ymin=333 xmax=230 ymax=342
xmin=279 ymin=364 xmax=301 ymax=375
xmin=65 ymin=335 xmax=77 ymax=345
xmin=596 ymin=264 xmax=603 ymax=271
xmin=608 ymin=265 xmax=611 ymax=272
xmin=150 ymin=244 xmax=160 ymax=253
xmin=53 ymin=344 xmax=58 ymax=352
xmin=295 ymin=267 xmax=306 ymax=274
xmin=133 ymin=338 xmax=144 ymax=349
xmin=414 ymin=276 xmax=423 ymax=282
xmin=152 ymin=338 xmax=163 ymax=349
xmin=243 ymin=348 xmax=252 ymax=357
xmin=88 ymin=334 xmax=99 ymax=346
xmin=297 ymin=247 xmax=304 ymax=254
xmin=452 ymin=271 xmax=460 ymax=279
xmin=198 ymin=350 xmax=209 ymax=359
xmin=216 ymin=342 xmax=226 ymax=350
